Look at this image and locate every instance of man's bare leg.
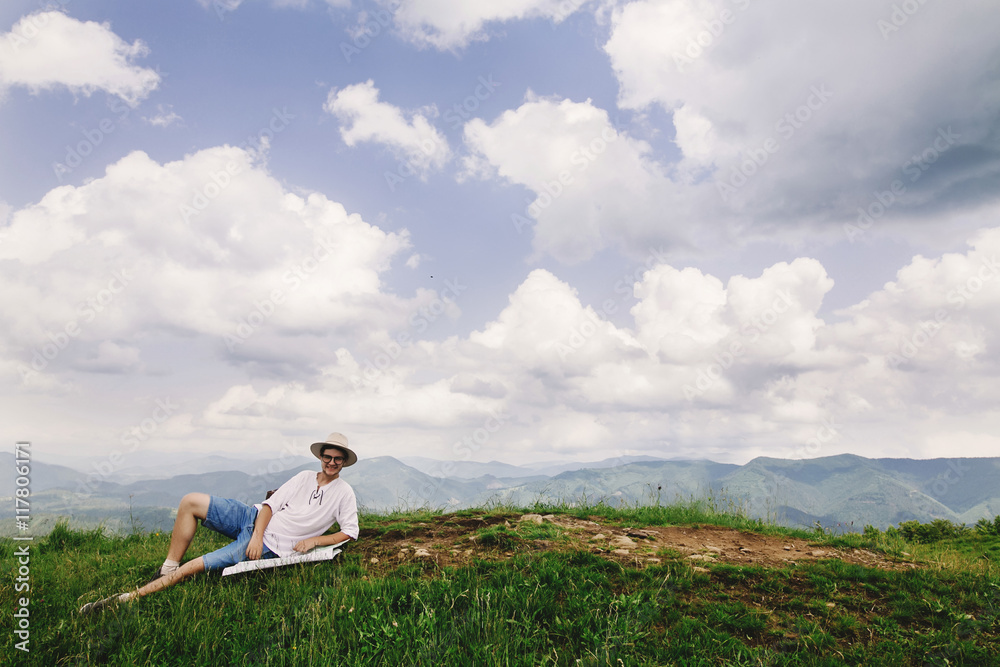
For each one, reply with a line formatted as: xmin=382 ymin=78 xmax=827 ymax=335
xmin=136 ymin=557 xmax=207 ymax=597
xmin=165 ymin=493 xmax=211 ymax=564
xmin=81 ymin=556 xmax=207 ymax=614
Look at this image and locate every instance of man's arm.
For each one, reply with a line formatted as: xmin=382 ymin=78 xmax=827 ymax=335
xmin=292 ymin=531 xmax=352 ymax=553
xmin=261 ymin=471 xmax=303 ymax=515
xmin=246 ymin=504 xmax=273 ymax=560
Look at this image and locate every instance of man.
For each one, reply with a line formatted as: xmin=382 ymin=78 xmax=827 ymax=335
xmin=80 ymin=433 xmax=359 ymax=615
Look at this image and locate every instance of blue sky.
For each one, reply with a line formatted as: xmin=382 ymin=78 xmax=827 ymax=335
xmin=2 ymin=0 xmax=999 ymax=471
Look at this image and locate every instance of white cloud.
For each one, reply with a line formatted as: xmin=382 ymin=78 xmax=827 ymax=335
xmin=826 ymin=227 xmax=1000 ymax=390
xmin=191 ymin=224 xmax=1000 ymax=463
xmin=195 ymin=0 xmax=348 ymax=17
xmin=631 ymin=265 xmax=728 ymax=362
xmin=0 ymin=11 xmax=160 ymax=106
xmin=604 ymin=0 xmax=1000 ymax=234
xmin=0 ymin=144 xmax=422 ymax=389
xmin=925 ymin=430 xmax=1000 ymax=460
xmin=324 ymin=80 xmax=450 ymax=177
xmin=671 ymin=104 xmax=717 ymax=176
xmin=74 ymin=340 xmax=144 ymax=374
xmin=9 ymin=201 xmax=1000 ymax=462
xmin=468 ymin=268 xmax=642 ymax=367
xmin=196 ymin=0 xmax=265 ymax=19
xmin=144 ymin=104 xmax=182 ymax=127
xmin=440 ymin=4 xmax=1000 ymax=264
xmin=185 ymin=258 xmax=831 ymax=458
xmin=393 ymin=0 xmax=593 ymax=50
xmin=463 ymin=94 xmax=710 ymax=263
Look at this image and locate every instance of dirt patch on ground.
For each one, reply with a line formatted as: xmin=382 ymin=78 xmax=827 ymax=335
xmin=354 ymin=512 xmax=918 ymax=574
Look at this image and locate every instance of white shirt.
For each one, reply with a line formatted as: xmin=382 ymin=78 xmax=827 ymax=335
xmin=261 ymin=470 xmax=359 ymax=557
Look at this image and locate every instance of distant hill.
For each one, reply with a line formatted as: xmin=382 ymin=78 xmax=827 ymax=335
xmin=1 ymin=453 xmax=83 ymax=496
xmin=398 ymin=456 xmax=535 ymax=479
xmin=480 ymin=460 xmax=741 ymax=508
xmin=2 ymin=452 xmax=998 ymax=534
xmin=110 ymin=453 xmax=315 ymax=483
xmin=522 ymin=455 xmax=672 ymax=477
xmin=718 ymin=455 xmax=1000 ymax=527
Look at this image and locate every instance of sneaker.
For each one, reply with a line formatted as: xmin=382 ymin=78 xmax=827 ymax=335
xmin=146 ymin=563 xmax=181 ymax=584
xmin=79 ymin=594 xmax=119 ymax=616
xmin=146 ymin=568 xmax=167 ymax=585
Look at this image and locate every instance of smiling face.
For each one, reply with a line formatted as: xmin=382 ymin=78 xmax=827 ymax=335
xmin=319 ymin=445 xmax=346 ymax=479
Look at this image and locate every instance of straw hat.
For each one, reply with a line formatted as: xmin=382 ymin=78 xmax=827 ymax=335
xmin=309 ymin=432 xmax=357 ymax=467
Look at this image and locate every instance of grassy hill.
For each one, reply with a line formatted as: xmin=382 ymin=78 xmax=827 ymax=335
xmin=2 ymin=500 xmax=999 ymax=666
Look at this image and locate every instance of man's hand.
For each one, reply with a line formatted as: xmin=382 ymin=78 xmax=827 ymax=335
xmin=247 ymin=504 xmax=273 ymax=560
xmin=292 ymin=538 xmax=316 ymax=553
xmin=246 ymin=535 xmax=265 ymax=560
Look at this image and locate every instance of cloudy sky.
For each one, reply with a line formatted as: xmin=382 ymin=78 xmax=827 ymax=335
xmin=2 ymin=0 xmax=999 ymax=470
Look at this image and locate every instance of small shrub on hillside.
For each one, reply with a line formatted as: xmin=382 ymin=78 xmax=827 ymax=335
xmin=896 ymin=519 xmax=969 ymax=544
xmin=863 ymin=525 xmax=881 ymax=540
xmin=974 ymin=516 xmax=1000 ymax=537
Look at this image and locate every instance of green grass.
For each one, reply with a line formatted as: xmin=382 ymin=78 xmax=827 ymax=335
xmin=2 ymin=508 xmax=999 ymax=666
xmin=522 ymin=494 xmax=799 ymax=537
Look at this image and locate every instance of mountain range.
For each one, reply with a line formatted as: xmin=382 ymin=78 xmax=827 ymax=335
xmin=2 ymin=452 xmax=998 ymax=535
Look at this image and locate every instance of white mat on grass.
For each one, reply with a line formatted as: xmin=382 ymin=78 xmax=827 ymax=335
xmin=221 ymin=541 xmax=349 ymax=577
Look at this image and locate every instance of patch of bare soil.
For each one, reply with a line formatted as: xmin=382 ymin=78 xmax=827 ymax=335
xmin=354 ymin=512 xmax=918 ymax=574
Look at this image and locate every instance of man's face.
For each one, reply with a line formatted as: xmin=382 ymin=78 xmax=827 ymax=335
xmin=320 ymin=447 xmax=346 ymax=476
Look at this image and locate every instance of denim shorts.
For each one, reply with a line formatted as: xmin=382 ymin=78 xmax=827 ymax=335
xmin=200 ymin=496 xmax=276 ymax=572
